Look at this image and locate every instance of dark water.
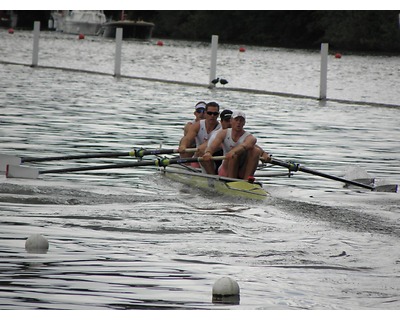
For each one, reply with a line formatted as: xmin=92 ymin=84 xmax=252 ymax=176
xmin=0 ymin=30 xmax=399 ymax=310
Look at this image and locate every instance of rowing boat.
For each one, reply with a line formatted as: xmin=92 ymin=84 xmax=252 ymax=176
xmin=159 ymin=164 xmax=269 ymax=201
xmin=3 ymin=147 xmax=397 ymax=194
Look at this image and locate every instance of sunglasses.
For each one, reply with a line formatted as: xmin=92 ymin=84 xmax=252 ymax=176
xmin=196 ymin=108 xmax=205 ymax=113
xmin=207 ymin=111 xmax=220 ymax=116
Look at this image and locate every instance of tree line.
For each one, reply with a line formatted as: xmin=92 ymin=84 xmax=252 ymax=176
xmin=7 ymin=10 xmax=400 ymax=53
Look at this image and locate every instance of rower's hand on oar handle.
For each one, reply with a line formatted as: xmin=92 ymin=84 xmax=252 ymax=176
xmin=225 ymin=150 xmax=237 ymax=161
xmin=202 ymin=151 xmax=213 ymax=161
xmin=260 ymin=151 xmax=272 ymax=163
xmin=178 ymin=145 xmax=187 ymax=157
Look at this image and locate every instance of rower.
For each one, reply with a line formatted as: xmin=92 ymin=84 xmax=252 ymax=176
xmin=203 ymin=110 xmax=260 ymax=180
xmin=203 ymin=109 xmax=233 ymax=173
xmin=182 ymin=101 xmax=206 ymax=137
xmin=203 ymin=110 xmax=271 ymax=175
xmin=178 ymin=102 xmax=222 ymax=163
xmin=179 ymin=101 xmax=206 ymax=157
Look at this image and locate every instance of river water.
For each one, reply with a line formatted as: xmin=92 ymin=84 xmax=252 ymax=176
xmin=0 ymin=30 xmax=399 ymax=311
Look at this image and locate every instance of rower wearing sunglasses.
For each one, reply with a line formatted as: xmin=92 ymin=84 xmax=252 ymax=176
xmin=182 ymin=101 xmax=206 ymax=137
xmin=179 ymin=101 xmax=207 ymax=156
xmin=178 ymin=101 xmax=222 ymax=161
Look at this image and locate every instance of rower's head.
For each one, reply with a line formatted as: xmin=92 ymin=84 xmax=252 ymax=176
xmin=220 ymin=109 xmax=232 ymax=129
xmin=194 ymin=101 xmax=206 ymax=120
xmin=205 ymin=102 xmax=220 ymax=122
xmin=231 ymin=110 xmax=246 ymax=128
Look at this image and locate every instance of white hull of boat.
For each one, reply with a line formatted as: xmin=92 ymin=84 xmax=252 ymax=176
xmin=102 ymin=20 xmax=154 ymax=40
xmin=51 ymin=10 xmax=106 ymax=36
xmin=63 ymin=21 xmax=103 ymax=36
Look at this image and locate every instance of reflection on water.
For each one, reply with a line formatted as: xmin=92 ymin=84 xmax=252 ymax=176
xmin=0 ymin=30 xmax=399 ymax=310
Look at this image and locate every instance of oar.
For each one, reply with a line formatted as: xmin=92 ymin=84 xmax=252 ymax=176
xmin=6 ymin=156 xmax=225 ymax=179
xmin=269 ymin=158 xmax=398 ymax=193
xmin=0 ymin=147 xmax=197 ymax=171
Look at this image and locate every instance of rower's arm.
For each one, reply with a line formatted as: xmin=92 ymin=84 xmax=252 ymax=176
xmin=183 ymin=122 xmax=191 ymax=135
xmin=179 ymin=122 xmax=199 ymax=156
xmin=256 ymin=145 xmax=272 ymax=162
xmin=204 ymin=129 xmax=226 ymax=157
xmin=230 ymin=135 xmax=257 ymax=157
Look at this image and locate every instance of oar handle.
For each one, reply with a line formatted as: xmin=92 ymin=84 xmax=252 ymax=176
xmin=132 ymin=147 xmax=197 ymax=157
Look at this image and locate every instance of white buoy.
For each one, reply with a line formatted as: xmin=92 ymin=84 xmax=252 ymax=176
xmin=212 ymin=277 xmax=240 ymax=305
xmin=25 ymin=234 xmax=49 ymax=254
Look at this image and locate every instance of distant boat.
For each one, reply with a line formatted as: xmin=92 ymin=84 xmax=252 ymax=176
xmin=102 ymin=20 xmax=155 ymax=40
xmin=51 ymin=10 xmax=106 ymax=36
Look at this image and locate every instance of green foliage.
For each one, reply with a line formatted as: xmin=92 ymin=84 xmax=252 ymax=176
xmin=11 ymin=10 xmax=400 ymax=53
xmin=317 ymin=11 xmax=400 ymax=52
xmin=148 ymin=10 xmax=400 ymax=53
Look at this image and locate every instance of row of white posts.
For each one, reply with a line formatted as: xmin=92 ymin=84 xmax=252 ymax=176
xmin=31 ymin=21 xmax=329 ymax=100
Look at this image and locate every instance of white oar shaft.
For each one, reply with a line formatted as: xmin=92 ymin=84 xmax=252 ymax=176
xmin=6 ymin=155 xmax=225 ymax=179
xmin=0 ymin=148 xmax=198 ymax=173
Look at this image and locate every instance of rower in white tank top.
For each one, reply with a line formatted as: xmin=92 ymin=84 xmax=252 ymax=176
xmin=195 ymin=119 xmax=221 ymax=147
xmin=221 ymin=128 xmax=251 ymax=154
xmin=207 ymin=128 xmax=221 ymax=147
xmin=202 ymin=110 xmax=260 ymax=179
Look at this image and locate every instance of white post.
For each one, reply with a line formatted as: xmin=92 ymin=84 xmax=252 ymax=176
xmin=209 ymin=35 xmax=218 ymax=87
xmin=319 ymin=43 xmax=328 ymax=100
xmin=31 ymin=21 xmax=40 ymax=67
xmin=114 ymin=28 xmax=123 ymax=77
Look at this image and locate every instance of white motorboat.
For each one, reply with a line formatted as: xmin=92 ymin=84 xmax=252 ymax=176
xmin=51 ymin=10 xmax=106 ymax=36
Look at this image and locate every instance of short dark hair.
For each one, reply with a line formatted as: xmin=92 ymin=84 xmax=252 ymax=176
xmin=220 ymin=109 xmax=233 ymax=120
xmin=205 ymin=101 xmax=220 ymax=111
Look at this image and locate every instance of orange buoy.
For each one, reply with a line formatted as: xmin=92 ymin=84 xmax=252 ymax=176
xmin=78 ymin=33 xmax=85 ymax=40
xmin=156 ymin=40 xmax=164 ymax=46
xmin=335 ymin=53 xmax=342 ymax=59
xmin=239 ymin=47 xmax=246 ymax=52
xmin=8 ymin=28 xmax=14 ymax=34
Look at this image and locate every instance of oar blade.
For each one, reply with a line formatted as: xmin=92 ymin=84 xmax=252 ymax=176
xmin=6 ymin=164 xmax=39 ymax=179
xmin=0 ymin=155 xmax=22 ymax=173
xmin=344 ymin=179 xmax=398 ymax=193
xmin=374 ymin=184 xmax=398 ymax=193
